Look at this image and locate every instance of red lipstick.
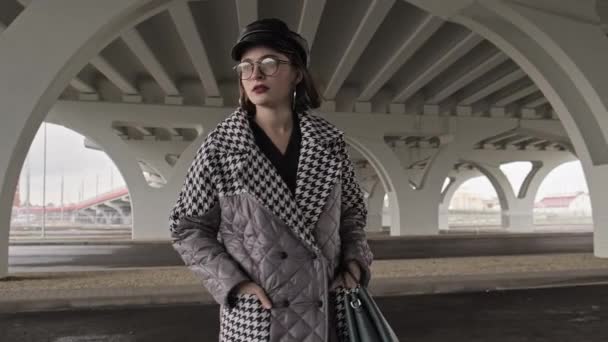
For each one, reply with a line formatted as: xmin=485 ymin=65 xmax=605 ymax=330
xmin=252 ymin=85 xmax=269 ymax=93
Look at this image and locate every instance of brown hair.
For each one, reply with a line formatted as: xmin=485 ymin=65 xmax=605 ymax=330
xmin=238 ymin=50 xmax=321 ymax=115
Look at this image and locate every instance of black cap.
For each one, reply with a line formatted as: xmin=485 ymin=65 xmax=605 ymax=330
xmin=231 ymin=18 xmax=310 ymax=67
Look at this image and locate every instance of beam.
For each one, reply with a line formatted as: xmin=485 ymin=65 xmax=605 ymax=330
xmin=493 ymin=82 xmax=538 ymax=107
xmin=358 ymin=13 xmax=443 ymax=101
xmin=169 ymin=1 xmax=222 ymax=100
xmin=90 ymin=56 xmax=138 ymax=95
xmin=112 ymin=127 xmax=128 ymax=138
xmin=297 ymin=0 xmax=326 ymax=49
xmin=492 ymin=134 xmax=525 ymax=147
xmin=478 ymin=129 xmax=519 ymax=145
xmin=69 ymin=77 xmax=96 ymax=94
xmin=516 ymin=128 xmax=570 ymax=146
xmin=392 ymin=30 xmax=482 ymax=103
xmin=520 ymin=137 xmax=543 ymax=149
xmin=324 ymin=0 xmax=395 ymax=99
xmin=83 ymin=137 xmax=103 ymax=151
xmin=457 ymin=64 xmax=526 ymax=105
xmin=235 ymin=0 xmax=258 ymax=32
xmin=509 ymin=136 xmax=536 ymax=145
xmin=522 ymin=94 xmax=549 ymax=108
xmin=133 ymin=125 xmax=153 ymax=137
xmin=486 ymin=133 xmax=520 ymax=145
xmin=122 ymin=28 xmax=180 ymax=97
xmin=426 ymin=47 xmax=508 ymax=104
xmin=167 ymin=127 xmax=180 ymax=136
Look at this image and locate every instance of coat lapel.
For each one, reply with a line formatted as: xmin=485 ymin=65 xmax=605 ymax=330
xmin=212 ymin=108 xmax=343 ymax=254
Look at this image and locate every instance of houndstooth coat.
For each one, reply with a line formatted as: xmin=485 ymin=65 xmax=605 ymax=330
xmin=169 ymin=107 xmax=374 ymax=341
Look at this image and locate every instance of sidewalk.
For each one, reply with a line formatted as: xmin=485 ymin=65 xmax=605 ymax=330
xmin=3 ymin=253 xmax=608 ymax=314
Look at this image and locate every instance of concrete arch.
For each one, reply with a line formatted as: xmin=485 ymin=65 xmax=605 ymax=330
xmin=403 ymin=0 xmax=608 ymax=253
xmin=459 ymin=157 xmax=574 ymax=231
xmin=348 ymin=115 xmax=513 ymax=235
xmin=43 ymin=123 xmax=135 ymax=225
xmin=521 ymin=158 xmax=576 ymax=202
xmin=438 ymin=173 xmax=477 ymax=230
xmin=0 ymin=0 xmax=174 ymax=277
xmin=344 ymin=136 xmax=394 ymax=194
xmin=46 ymin=102 xmax=211 ymax=242
xmin=441 ymin=174 xmax=478 ymax=207
xmin=42 ymin=121 xmax=135 ymax=228
xmin=515 ymin=161 xmax=542 ymax=199
xmin=459 ymin=161 xmax=510 ymax=214
xmin=440 ymin=177 xmax=456 ymax=204
xmin=344 ymin=136 xmax=412 ymax=235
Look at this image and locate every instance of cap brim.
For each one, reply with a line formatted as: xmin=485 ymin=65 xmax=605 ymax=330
xmin=231 ymin=31 xmax=298 ymax=61
xmin=231 ymin=32 xmax=284 ymax=61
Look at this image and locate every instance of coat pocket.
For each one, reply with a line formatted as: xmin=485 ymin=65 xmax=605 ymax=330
xmin=219 ymin=293 xmax=271 ymax=342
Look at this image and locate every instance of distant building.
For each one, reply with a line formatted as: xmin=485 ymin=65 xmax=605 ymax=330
xmin=450 ymin=191 xmax=487 ymax=211
xmin=535 ymin=192 xmax=591 ymax=216
xmin=482 ymin=197 xmax=500 ymax=210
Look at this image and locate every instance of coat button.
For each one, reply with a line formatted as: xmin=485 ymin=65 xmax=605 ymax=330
xmin=317 ymin=300 xmax=323 ymax=307
xmin=283 ymin=300 xmax=290 ymax=307
xmin=311 ymin=254 xmax=317 ymax=259
xmin=279 ymin=251 xmax=288 ymax=259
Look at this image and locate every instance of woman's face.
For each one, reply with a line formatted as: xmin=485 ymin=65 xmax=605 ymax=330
xmin=239 ymin=46 xmax=301 ymax=110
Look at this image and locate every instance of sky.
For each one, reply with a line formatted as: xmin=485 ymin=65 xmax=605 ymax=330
xmin=16 ymin=123 xmax=588 ymax=206
xmin=18 ymin=123 xmax=125 ymax=206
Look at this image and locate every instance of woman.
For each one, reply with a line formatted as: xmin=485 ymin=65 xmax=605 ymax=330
xmin=169 ymin=18 xmax=373 ymax=342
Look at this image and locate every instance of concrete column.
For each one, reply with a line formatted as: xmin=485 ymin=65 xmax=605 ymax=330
xmin=0 ymin=0 xmax=171 ymax=278
xmin=406 ymin=0 xmax=608 ymax=257
xmin=366 ymin=180 xmax=385 ymax=232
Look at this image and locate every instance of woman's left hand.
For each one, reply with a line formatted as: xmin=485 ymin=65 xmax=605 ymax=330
xmin=330 ymin=260 xmax=361 ymax=290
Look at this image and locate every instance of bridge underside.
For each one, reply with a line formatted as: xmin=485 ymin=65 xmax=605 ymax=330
xmin=2 ymin=0 xmax=608 ymax=278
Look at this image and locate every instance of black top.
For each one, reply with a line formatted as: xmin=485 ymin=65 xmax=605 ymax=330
xmin=248 ymin=112 xmax=301 ymax=197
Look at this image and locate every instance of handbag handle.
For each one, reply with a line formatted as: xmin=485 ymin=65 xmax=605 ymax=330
xmin=343 ymin=263 xmax=361 ymax=286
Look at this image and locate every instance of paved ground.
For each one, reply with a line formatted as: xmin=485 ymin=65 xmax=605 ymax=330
xmin=3 ymin=253 xmax=608 ymax=314
xmin=2 ymin=284 xmax=607 ymax=342
xmin=8 ymin=233 xmax=592 ymax=273
xmin=1 ymin=233 xmax=603 ymax=341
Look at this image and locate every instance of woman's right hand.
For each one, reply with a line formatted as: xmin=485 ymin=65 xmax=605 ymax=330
xmin=235 ymin=281 xmax=273 ymax=309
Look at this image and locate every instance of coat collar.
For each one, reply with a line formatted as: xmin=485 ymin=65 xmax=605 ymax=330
xmin=210 ymin=107 xmax=344 ymax=254
xmin=211 ymin=107 xmax=342 ymax=155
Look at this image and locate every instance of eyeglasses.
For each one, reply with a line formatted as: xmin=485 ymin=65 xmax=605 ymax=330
xmin=233 ymin=56 xmax=291 ymax=80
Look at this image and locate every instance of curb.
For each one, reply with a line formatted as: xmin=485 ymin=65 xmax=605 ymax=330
xmin=9 ymin=232 xmax=592 ymax=246
xmin=3 ymin=270 xmax=608 ymax=314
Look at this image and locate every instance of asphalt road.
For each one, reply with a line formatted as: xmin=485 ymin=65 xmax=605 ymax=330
xmin=8 ymin=233 xmax=592 ymax=273
xmin=1 ymin=284 xmax=607 ymax=341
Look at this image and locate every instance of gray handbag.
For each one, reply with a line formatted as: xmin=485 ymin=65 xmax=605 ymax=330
xmin=342 ymin=270 xmax=399 ymax=341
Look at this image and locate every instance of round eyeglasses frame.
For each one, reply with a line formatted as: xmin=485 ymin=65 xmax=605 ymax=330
xmin=233 ymin=56 xmax=291 ymax=80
